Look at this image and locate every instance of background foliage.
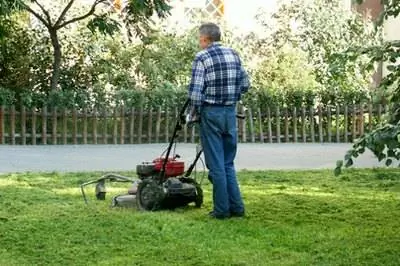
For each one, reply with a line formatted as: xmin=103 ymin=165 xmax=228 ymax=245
xmin=255 ymin=0 xmax=381 ymax=106
xmin=0 ymin=0 xmax=382 ymax=110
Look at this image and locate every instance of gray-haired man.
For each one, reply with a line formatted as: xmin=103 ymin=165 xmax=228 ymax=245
xmin=188 ymin=23 xmax=250 ymax=219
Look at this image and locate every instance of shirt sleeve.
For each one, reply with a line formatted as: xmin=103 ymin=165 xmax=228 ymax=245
xmin=188 ymin=56 xmax=205 ymax=108
xmin=232 ymin=49 xmax=250 ymax=94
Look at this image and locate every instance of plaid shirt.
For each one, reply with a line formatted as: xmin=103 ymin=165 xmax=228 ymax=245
xmin=188 ymin=42 xmax=250 ymax=109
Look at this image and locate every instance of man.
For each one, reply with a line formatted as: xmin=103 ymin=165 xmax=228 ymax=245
xmin=188 ymin=23 xmax=250 ymax=219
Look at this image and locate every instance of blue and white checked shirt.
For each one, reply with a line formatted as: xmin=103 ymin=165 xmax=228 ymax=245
xmin=188 ymin=42 xmax=250 ymax=109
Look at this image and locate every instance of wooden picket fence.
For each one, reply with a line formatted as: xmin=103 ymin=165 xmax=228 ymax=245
xmin=0 ymin=103 xmax=388 ymax=145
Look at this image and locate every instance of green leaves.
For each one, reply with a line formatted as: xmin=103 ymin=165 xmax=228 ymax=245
xmin=345 ymin=158 xmax=354 ymax=168
xmin=0 ymin=87 xmax=16 ymax=105
xmin=123 ymin=0 xmax=171 ymax=38
xmin=87 ymin=15 xmax=121 ymax=36
xmin=336 ymin=122 xmax=400 ymax=175
xmin=0 ymin=0 xmax=25 ymax=16
xmin=334 ymin=161 xmax=343 ymax=176
xmin=265 ymin=0 xmax=380 ymax=106
xmin=127 ymin=0 xmax=171 ymax=17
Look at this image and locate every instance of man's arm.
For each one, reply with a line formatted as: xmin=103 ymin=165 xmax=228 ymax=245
xmin=233 ymin=49 xmax=250 ymax=94
xmin=188 ymin=56 xmax=205 ymax=108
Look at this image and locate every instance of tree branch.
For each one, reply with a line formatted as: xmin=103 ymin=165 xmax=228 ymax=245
xmin=54 ymin=0 xmax=75 ymax=27
xmin=33 ymin=0 xmax=52 ymax=25
xmin=21 ymin=2 xmax=50 ymax=28
xmin=56 ymin=0 xmax=105 ymax=29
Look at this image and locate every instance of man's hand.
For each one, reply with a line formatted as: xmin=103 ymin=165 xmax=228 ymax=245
xmin=186 ymin=113 xmax=200 ymax=127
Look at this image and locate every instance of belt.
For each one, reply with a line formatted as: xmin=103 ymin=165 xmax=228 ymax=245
xmin=203 ymin=102 xmax=235 ymax=107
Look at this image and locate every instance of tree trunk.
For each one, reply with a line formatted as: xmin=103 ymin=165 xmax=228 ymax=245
xmin=49 ymin=29 xmax=62 ymax=91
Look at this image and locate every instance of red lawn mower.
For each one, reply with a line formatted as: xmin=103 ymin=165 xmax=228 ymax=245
xmin=80 ymin=99 xmax=205 ymax=211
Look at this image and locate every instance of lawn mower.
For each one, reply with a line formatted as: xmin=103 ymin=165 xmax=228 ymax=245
xmin=80 ymin=99 xmax=205 ymax=211
xmin=80 ymin=100 xmax=246 ymax=211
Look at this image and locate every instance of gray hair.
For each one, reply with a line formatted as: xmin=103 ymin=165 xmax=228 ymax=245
xmin=199 ymin=23 xmax=221 ymax=42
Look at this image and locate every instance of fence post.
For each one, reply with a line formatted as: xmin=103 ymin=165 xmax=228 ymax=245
xmin=359 ymin=104 xmax=365 ymax=136
xmin=73 ymin=108 xmax=78 ymax=145
xmin=276 ymin=106 xmax=281 ymax=143
xmin=284 ymin=107 xmax=289 ymax=143
xmin=21 ymin=105 xmax=26 ymax=145
xmin=352 ymin=104 xmax=357 ymax=142
xmin=120 ymin=106 xmax=125 ymax=144
xmin=292 ymin=107 xmax=297 ymax=143
xmin=165 ymin=108 xmax=169 ymax=143
xmin=102 ymin=110 xmax=107 ymax=145
xmin=93 ymin=108 xmax=98 ymax=145
xmin=138 ymin=106 xmax=143 ymax=144
xmin=62 ymin=109 xmax=67 ymax=145
xmin=10 ymin=105 xmax=15 ymax=145
xmin=336 ymin=105 xmax=340 ymax=143
xmin=147 ymin=108 xmax=153 ymax=144
xmin=241 ymin=105 xmax=247 ymax=143
xmin=32 ymin=107 xmax=37 ymax=145
xmin=83 ymin=108 xmax=88 ymax=145
xmin=129 ymin=107 xmax=135 ymax=144
xmin=174 ymin=107 xmax=179 ymax=142
xmin=310 ymin=106 xmax=315 ymax=143
xmin=42 ymin=106 xmax=47 ymax=145
xmin=318 ymin=105 xmax=323 ymax=143
xmin=263 ymin=107 xmax=268 ymax=143
xmin=368 ymin=103 xmax=373 ymax=132
xmin=113 ymin=108 xmax=118 ymax=145
xmin=248 ymin=107 xmax=255 ymax=143
xmin=183 ymin=108 xmax=188 ymax=143
xmin=0 ymin=106 xmax=4 ymax=144
xmin=327 ymin=105 xmax=332 ymax=143
xmin=155 ymin=106 xmax=161 ymax=144
xmin=301 ymin=106 xmax=306 ymax=143
xmin=52 ymin=107 xmax=57 ymax=145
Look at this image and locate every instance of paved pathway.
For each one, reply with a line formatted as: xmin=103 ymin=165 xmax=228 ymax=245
xmin=0 ymin=143 xmax=395 ymax=174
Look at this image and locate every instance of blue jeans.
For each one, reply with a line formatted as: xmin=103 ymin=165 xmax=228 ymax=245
xmin=200 ymin=105 xmax=244 ymax=216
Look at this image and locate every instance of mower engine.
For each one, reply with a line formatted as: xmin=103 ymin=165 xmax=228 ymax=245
xmin=136 ymin=156 xmax=185 ymax=179
xmin=135 ymin=156 xmax=203 ymax=211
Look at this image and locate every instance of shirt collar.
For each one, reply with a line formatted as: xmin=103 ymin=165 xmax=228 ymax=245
xmin=208 ymin=42 xmax=221 ymax=48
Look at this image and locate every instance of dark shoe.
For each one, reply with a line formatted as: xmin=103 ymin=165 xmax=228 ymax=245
xmin=208 ymin=211 xmax=230 ymax=220
xmin=230 ymin=211 xmax=245 ymax=218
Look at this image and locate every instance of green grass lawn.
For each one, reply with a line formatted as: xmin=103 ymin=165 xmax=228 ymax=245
xmin=0 ymin=169 xmax=399 ymax=266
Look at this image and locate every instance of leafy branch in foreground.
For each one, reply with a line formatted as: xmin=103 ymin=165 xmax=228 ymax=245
xmin=335 ymin=121 xmax=400 ymax=176
xmin=335 ymin=0 xmax=400 ymax=175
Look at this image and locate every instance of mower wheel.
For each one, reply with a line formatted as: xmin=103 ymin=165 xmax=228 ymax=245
xmin=180 ymin=177 xmax=203 ymax=208
xmin=136 ymin=179 xmax=165 ymax=211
